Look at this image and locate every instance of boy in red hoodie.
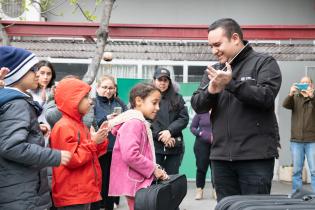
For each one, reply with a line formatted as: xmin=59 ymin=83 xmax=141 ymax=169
xmin=50 ymin=78 xmax=109 ymax=210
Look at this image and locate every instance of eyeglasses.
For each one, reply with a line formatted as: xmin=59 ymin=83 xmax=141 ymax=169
xmin=101 ymin=86 xmax=115 ymax=91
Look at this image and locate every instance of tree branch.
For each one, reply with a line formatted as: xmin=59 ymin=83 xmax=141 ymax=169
xmin=0 ymin=23 xmax=10 ymax=46
xmin=82 ymin=0 xmax=115 ymax=84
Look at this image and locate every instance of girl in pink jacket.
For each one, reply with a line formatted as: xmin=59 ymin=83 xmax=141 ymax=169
xmin=108 ymin=83 xmax=168 ymax=210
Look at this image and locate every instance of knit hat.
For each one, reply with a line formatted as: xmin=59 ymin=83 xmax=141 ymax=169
xmin=0 ymin=46 xmax=39 ymax=86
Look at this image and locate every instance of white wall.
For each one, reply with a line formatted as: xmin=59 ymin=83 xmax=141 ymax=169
xmin=45 ymin=0 xmax=315 ymax=25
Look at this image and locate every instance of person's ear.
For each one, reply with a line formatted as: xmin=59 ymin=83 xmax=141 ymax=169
xmin=231 ymin=33 xmax=241 ymax=44
xmin=135 ymin=96 xmax=143 ymax=107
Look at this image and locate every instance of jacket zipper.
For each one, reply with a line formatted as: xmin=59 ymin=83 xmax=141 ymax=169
xmin=227 ymin=92 xmax=232 ymax=161
xmin=85 ymin=127 xmax=98 ymax=186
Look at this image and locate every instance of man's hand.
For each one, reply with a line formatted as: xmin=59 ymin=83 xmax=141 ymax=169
xmin=0 ymin=67 xmax=10 ymax=88
xmin=206 ymin=62 xmax=232 ymax=94
xmin=301 ymin=88 xmax=314 ymax=98
xmin=60 ymin=150 xmax=72 ymax=165
xmin=289 ymin=84 xmax=298 ymax=96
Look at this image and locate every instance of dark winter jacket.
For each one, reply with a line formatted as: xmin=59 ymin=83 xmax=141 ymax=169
xmin=151 ymin=88 xmax=189 ymax=155
xmin=190 ymin=112 xmax=212 ymax=143
xmin=0 ymin=88 xmax=61 ymax=210
xmin=94 ymin=94 xmax=128 ymax=151
xmin=283 ymin=94 xmax=315 ymax=142
xmin=191 ymin=41 xmax=282 ymax=161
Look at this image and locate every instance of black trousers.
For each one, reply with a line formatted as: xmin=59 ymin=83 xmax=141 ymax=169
xmin=193 ymin=140 xmax=211 ymax=188
xmin=211 ymin=158 xmax=275 ymax=202
xmin=91 ymin=152 xmax=116 ymax=210
xmin=155 ymin=153 xmax=182 ymax=175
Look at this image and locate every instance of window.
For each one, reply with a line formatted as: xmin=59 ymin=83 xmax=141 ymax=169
xmin=98 ymin=64 xmax=137 ymax=79
xmin=188 ymin=66 xmax=207 ymax=82
xmin=142 ymin=65 xmax=183 ymax=83
xmin=53 ymin=63 xmax=88 ymax=81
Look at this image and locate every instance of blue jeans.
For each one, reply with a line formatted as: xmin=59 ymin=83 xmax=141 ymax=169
xmin=290 ymin=141 xmax=315 ymax=192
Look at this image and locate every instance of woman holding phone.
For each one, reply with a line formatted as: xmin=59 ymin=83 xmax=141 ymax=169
xmin=92 ymin=75 xmax=128 ymax=210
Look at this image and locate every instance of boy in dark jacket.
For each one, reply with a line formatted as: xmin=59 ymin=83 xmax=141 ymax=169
xmin=0 ymin=46 xmax=71 ymax=210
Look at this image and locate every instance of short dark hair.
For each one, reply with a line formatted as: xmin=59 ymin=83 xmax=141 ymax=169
xmin=34 ymin=60 xmax=56 ymax=88
xmin=208 ymin=18 xmax=243 ymax=41
xmin=129 ymin=83 xmax=160 ymax=109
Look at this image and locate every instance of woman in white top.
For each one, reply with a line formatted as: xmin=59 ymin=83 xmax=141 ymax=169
xmin=29 ymin=60 xmax=56 ymax=124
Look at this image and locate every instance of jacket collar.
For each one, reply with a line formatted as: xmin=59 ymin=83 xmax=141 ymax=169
xmin=96 ymin=93 xmax=114 ymax=103
xmin=0 ymin=87 xmax=29 ymax=107
xmin=230 ymin=40 xmax=253 ymax=67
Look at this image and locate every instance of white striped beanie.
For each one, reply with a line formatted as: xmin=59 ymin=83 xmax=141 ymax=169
xmin=1 ymin=46 xmax=39 ymax=86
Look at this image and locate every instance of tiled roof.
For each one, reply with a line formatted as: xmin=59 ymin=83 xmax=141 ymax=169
xmin=11 ymin=39 xmax=315 ymax=61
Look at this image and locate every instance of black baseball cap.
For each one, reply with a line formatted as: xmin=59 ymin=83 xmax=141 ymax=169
xmin=153 ymin=68 xmax=170 ymax=79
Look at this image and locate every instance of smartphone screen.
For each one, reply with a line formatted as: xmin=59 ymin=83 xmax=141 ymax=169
xmin=295 ymin=83 xmax=309 ymax=91
xmin=113 ymin=107 xmax=122 ymax=114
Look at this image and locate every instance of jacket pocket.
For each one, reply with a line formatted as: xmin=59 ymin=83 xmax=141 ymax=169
xmin=127 ymin=167 xmax=144 ymax=183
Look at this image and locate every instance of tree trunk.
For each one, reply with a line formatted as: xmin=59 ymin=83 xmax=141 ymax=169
xmin=82 ymin=0 xmax=115 ymax=85
xmin=0 ymin=23 xmax=10 ymax=46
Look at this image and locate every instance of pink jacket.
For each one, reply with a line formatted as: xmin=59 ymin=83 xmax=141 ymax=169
xmin=109 ymin=118 xmax=155 ymax=197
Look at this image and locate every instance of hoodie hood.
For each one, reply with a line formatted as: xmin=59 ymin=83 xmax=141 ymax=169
xmin=55 ymin=78 xmax=91 ymax=122
xmin=0 ymin=88 xmax=28 ymax=107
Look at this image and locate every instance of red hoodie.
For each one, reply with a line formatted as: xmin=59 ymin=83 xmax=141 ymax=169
xmin=50 ymin=78 xmax=108 ymax=207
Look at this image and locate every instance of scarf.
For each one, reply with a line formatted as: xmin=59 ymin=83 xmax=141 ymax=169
xmin=108 ymin=109 xmax=156 ymax=163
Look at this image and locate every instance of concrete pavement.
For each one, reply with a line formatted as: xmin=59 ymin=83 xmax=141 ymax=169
xmin=111 ymin=181 xmax=311 ymax=210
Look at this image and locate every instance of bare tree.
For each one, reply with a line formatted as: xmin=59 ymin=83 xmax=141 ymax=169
xmin=0 ymin=0 xmax=115 ymax=85
xmin=82 ymin=0 xmax=115 ymax=84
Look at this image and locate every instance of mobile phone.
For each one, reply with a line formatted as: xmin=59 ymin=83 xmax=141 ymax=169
xmin=295 ymin=83 xmax=309 ymax=91
xmin=100 ymin=121 xmax=108 ymax=129
xmin=113 ymin=107 xmax=122 ymax=114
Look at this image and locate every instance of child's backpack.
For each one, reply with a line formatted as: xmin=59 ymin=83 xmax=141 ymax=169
xmin=135 ymin=174 xmax=187 ymax=210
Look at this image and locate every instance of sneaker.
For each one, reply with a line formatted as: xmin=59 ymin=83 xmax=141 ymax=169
xmin=195 ymin=188 xmax=203 ymax=200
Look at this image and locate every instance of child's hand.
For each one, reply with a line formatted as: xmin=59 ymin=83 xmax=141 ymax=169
xmin=0 ymin=67 xmax=10 ymax=88
xmin=41 ymin=86 xmax=47 ymax=102
xmin=154 ymin=165 xmax=169 ymax=180
xmin=90 ymin=126 xmax=109 ymax=144
xmin=39 ymin=123 xmax=51 ymax=137
xmin=60 ymin=150 xmax=72 ymax=165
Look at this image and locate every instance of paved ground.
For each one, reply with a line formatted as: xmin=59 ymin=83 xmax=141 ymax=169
xmin=112 ymin=181 xmax=312 ymax=210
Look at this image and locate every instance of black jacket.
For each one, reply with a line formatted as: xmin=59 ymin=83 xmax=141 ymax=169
xmin=191 ymin=42 xmax=282 ymax=161
xmin=152 ymin=88 xmax=189 ymax=155
xmin=94 ymin=94 xmax=128 ymax=151
xmin=0 ymin=88 xmax=61 ymax=210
